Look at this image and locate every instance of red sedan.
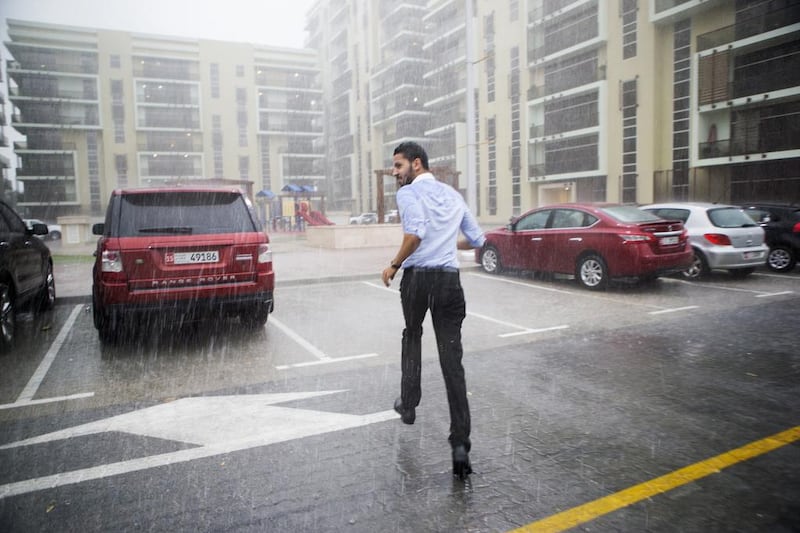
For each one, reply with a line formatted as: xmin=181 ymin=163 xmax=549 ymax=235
xmin=477 ymin=203 xmax=693 ymax=289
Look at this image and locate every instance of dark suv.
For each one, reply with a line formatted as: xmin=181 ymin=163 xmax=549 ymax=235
xmin=0 ymin=200 xmax=56 ymax=350
xmin=741 ymin=203 xmax=800 ymax=272
xmin=92 ymin=187 xmax=275 ymax=342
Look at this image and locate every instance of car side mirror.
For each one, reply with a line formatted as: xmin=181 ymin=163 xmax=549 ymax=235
xmin=92 ymin=223 xmax=105 ymax=235
xmin=30 ymin=223 xmax=49 ymax=236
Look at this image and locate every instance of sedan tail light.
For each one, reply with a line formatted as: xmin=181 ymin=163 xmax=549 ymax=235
xmin=793 ymin=222 xmax=800 ymax=234
xmin=703 ymin=233 xmax=732 ymax=246
xmin=620 ymin=234 xmax=653 ymax=243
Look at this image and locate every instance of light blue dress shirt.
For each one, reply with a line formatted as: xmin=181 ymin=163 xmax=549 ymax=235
xmin=397 ymin=173 xmax=486 ymax=269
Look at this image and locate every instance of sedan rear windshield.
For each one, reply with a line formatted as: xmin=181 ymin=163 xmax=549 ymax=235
xmin=599 ymin=206 xmax=663 ymax=223
xmin=708 ymin=207 xmax=758 ymax=228
xmin=117 ymin=191 xmax=258 ymax=237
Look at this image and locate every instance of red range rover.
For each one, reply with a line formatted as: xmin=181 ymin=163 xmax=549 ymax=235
xmin=92 ymin=187 xmax=274 ymax=342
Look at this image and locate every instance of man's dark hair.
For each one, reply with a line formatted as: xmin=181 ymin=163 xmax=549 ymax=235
xmin=393 ymin=142 xmax=429 ymax=170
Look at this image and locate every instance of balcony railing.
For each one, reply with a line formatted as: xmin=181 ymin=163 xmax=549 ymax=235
xmin=12 ymin=86 xmax=98 ymax=100
xmin=697 ymin=4 xmax=800 ymax=52
xmin=654 ymin=0 xmax=693 ymax=14
xmin=17 ymin=163 xmax=76 ymax=176
xmin=699 ymin=130 xmax=800 ymax=159
xmin=14 ymin=139 xmax=76 ymax=150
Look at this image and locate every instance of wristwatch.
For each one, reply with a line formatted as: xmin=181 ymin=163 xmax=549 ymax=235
xmin=390 ymin=262 xmax=402 ymax=269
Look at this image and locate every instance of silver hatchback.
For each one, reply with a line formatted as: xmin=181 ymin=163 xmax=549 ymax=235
xmin=641 ymin=203 xmax=767 ymax=279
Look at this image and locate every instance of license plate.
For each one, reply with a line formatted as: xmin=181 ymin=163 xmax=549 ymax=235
xmin=660 ymin=236 xmax=679 ymax=245
xmin=165 ymin=250 xmax=219 ymax=265
xmin=743 ymin=251 xmax=763 ymax=260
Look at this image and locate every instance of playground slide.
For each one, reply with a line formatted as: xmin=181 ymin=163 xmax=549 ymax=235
xmin=301 ymin=211 xmax=335 ymax=226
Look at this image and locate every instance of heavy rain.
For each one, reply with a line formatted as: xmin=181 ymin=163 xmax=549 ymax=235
xmin=0 ymin=0 xmax=799 ymax=531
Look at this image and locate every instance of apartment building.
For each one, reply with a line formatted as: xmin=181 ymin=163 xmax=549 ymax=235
xmin=5 ymin=19 xmax=323 ymax=221
xmin=0 ymin=61 xmax=11 ymax=198
xmin=5 ymin=1 xmax=797 ymax=224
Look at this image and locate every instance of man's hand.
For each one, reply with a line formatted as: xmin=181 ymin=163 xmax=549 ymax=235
xmin=382 ymin=265 xmax=398 ymax=287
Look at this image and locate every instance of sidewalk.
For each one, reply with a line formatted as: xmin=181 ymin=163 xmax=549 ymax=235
xmin=50 ymin=233 xmax=479 ymax=300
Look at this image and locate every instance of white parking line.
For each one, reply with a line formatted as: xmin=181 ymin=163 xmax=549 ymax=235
xmin=755 ymin=291 xmax=794 ymax=298
xmin=275 ymin=353 xmax=379 ymax=370
xmin=365 ymin=280 xmax=570 ymax=338
xmin=648 ymin=306 xmax=700 ymax=315
xmin=666 ymin=277 xmax=794 ymax=296
xmin=269 ymin=316 xmax=380 ymax=369
xmin=270 ymin=316 xmax=329 ymax=361
xmin=499 ymin=325 xmax=570 ymax=338
xmin=468 ymin=272 xmax=576 ymax=294
xmin=1 ymin=305 xmax=95 ymax=410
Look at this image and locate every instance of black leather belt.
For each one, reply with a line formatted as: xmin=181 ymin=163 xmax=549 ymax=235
xmin=404 ymin=266 xmax=458 ymax=273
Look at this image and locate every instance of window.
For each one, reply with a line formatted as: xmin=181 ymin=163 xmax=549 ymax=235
xmin=552 ymin=209 xmax=590 ymax=228
xmin=621 ymin=79 xmax=637 ymax=203
xmin=210 ymin=63 xmax=220 ymax=98
xmin=110 ymin=54 xmax=121 ymax=68
xmin=621 ymin=0 xmax=638 ymax=59
xmin=516 ymin=210 xmax=550 ymax=230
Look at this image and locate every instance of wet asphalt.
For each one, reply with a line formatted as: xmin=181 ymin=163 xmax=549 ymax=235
xmin=0 ymin=238 xmax=798 ymax=532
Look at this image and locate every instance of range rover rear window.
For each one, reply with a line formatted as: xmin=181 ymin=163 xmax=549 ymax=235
xmin=117 ymin=191 xmax=257 ymax=237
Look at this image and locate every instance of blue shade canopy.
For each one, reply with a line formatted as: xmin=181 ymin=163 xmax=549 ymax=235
xmin=281 ymin=184 xmax=303 ymax=193
xmin=256 ymin=189 xmax=275 ymax=199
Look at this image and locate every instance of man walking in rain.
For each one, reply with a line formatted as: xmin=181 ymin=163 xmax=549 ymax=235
xmin=381 ymin=142 xmax=485 ymax=479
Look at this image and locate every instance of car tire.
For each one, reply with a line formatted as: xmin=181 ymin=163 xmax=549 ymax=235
xmin=682 ymin=249 xmax=709 ymax=280
xmin=35 ymin=262 xmax=56 ymax=311
xmin=480 ymin=246 xmax=501 ymax=274
xmin=0 ymin=283 xmax=16 ymax=351
xmin=728 ymin=267 xmax=755 ymax=278
xmin=766 ymin=245 xmax=796 ymax=273
xmin=48 ymin=230 xmax=62 ymax=241
xmin=93 ymin=291 xmax=120 ymax=344
xmin=240 ymin=303 xmax=270 ymax=329
xmin=576 ymin=254 xmax=608 ymax=290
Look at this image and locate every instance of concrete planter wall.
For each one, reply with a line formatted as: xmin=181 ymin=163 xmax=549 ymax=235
xmin=306 ymin=224 xmax=403 ymax=249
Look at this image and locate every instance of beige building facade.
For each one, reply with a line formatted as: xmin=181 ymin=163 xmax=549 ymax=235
xmin=5 ymin=1 xmax=799 ymax=224
xmin=6 ymin=19 xmax=323 ymax=221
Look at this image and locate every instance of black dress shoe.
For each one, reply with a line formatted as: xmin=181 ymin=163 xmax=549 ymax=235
xmin=452 ymin=445 xmax=472 ymax=479
xmin=393 ymin=397 xmax=415 ymax=424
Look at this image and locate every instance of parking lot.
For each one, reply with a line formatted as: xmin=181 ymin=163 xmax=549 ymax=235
xmin=1 ymin=264 xmax=798 ymax=531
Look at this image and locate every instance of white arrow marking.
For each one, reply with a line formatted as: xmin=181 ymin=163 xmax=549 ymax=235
xmin=0 ymin=391 xmax=398 ymax=498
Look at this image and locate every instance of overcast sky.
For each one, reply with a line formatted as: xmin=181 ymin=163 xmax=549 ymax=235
xmin=1 ymin=0 xmax=317 ymax=48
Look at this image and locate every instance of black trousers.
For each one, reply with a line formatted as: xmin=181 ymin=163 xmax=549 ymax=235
xmin=399 ymin=268 xmax=470 ymax=451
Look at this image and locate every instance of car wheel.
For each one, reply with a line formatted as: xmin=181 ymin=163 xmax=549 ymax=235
xmin=682 ymin=249 xmax=709 ymax=280
xmin=576 ymin=254 xmax=608 ymax=290
xmin=0 ymin=283 xmax=16 ymax=351
xmin=36 ymin=262 xmax=56 ymax=311
xmin=94 ymin=293 xmax=120 ymax=344
xmin=48 ymin=230 xmax=62 ymax=241
xmin=240 ymin=303 xmax=270 ymax=329
xmin=728 ymin=267 xmax=755 ymax=278
xmin=480 ymin=246 xmax=501 ymax=274
xmin=766 ymin=245 xmax=796 ymax=273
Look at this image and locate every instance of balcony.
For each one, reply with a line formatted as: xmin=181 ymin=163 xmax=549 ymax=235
xmin=6 ymin=56 xmax=98 ymax=75
xmin=11 ymin=84 xmax=98 ymax=101
xmin=17 ymin=162 xmax=75 ymax=177
xmin=699 ymin=46 xmax=800 ymax=106
xmin=699 ymin=128 xmax=800 ymax=159
xmin=697 ymin=4 xmax=800 ymax=52
xmin=15 ymin=138 xmax=77 ymax=151
xmin=133 ymin=59 xmax=199 ymax=81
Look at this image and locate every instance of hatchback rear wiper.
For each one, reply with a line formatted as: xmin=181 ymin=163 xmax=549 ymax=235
xmin=138 ymin=226 xmax=193 ymax=234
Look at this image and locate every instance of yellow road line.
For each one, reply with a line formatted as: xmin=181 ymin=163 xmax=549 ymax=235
xmin=511 ymin=425 xmax=800 ymax=533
